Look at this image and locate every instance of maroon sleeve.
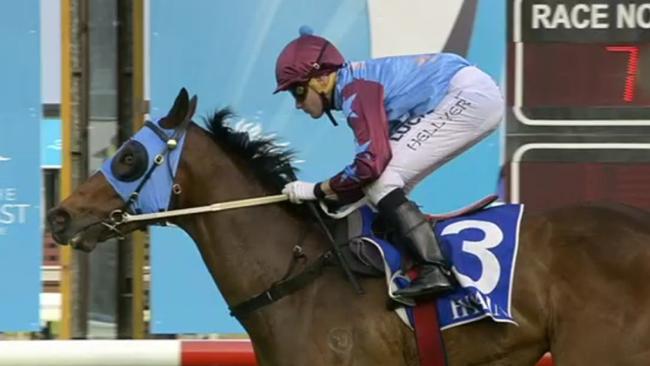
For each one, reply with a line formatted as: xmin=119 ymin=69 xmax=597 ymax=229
xmin=328 ymin=79 xmax=392 ymax=194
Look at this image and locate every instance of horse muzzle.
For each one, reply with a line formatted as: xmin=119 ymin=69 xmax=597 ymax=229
xmin=47 ymin=206 xmax=103 ymax=252
xmin=47 ymin=207 xmax=73 ymax=243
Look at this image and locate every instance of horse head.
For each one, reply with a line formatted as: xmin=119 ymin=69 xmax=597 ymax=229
xmin=47 ymin=88 xmax=197 ymax=251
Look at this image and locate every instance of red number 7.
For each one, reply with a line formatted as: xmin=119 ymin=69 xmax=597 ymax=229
xmin=606 ymin=46 xmax=640 ymax=103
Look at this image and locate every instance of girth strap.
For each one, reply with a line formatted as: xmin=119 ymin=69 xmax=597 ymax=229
xmin=229 ymin=250 xmax=335 ymax=319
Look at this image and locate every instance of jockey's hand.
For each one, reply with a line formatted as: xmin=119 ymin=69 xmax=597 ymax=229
xmin=282 ymin=181 xmax=317 ymax=204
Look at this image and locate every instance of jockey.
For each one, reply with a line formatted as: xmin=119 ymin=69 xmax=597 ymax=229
xmin=275 ymin=27 xmax=504 ymax=299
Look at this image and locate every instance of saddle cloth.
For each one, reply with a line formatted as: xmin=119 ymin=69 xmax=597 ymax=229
xmin=331 ymin=199 xmax=525 ymax=330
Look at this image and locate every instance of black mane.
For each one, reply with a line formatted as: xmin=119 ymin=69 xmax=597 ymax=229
xmin=203 ymin=109 xmax=298 ymax=191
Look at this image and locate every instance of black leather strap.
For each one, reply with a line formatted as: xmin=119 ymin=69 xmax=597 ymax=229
xmin=314 ymin=182 xmax=326 ymax=199
xmin=229 ymin=250 xmax=335 ymax=319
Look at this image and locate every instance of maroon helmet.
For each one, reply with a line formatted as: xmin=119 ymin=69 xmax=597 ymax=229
xmin=273 ymin=27 xmax=345 ymax=94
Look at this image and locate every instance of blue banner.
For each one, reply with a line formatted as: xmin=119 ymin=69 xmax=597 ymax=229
xmin=150 ymin=227 xmax=243 ymax=333
xmin=41 ymin=119 xmax=62 ymax=168
xmin=0 ymin=0 xmax=42 ymax=331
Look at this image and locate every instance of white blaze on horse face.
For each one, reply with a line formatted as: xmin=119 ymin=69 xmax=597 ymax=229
xmin=441 ymin=219 xmax=503 ymax=294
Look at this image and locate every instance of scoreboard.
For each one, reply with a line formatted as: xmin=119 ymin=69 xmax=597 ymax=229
xmin=513 ymin=0 xmax=650 ymax=124
xmin=507 ymin=0 xmax=650 ymax=212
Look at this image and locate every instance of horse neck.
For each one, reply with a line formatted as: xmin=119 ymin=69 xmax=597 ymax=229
xmin=174 ymin=126 xmax=323 ymax=308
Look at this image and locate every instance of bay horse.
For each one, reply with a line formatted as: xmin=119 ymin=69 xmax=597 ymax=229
xmin=48 ymin=88 xmax=650 ymax=365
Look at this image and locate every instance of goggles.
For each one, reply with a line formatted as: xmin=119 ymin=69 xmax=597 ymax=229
xmin=289 ymin=83 xmax=308 ymax=102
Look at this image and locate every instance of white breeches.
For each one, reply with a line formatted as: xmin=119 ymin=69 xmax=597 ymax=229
xmin=362 ymin=66 xmax=504 ymax=204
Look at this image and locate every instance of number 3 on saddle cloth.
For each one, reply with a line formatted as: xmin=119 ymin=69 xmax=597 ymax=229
xmin=330 ymin=196 xmax=525 ymax=331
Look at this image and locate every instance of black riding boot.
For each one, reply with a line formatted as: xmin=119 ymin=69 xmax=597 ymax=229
xmin=378 ymin=189 xmax=454 ymax=298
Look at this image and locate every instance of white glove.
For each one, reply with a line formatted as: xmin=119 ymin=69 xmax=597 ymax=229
xmin=282 ymin=181 xmax=317 ymax=204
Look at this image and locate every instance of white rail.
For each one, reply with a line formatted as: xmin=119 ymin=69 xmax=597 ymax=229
xmin=0 ymin=340 xmax=256 ymax=366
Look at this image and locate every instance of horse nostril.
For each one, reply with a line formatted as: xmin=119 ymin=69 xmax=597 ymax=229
xmin=47 ymin=207 xmax=71 ymax=234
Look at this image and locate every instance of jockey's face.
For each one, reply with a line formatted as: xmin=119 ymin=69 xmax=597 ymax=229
xmin=291 ymin=75 xmax=331 ymax=119
xmin=292 ymin=83 xmax=323 ymax=119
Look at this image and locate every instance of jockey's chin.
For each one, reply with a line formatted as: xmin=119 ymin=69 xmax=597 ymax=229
xmin=307 ymin=108 xmax=325 ymax=119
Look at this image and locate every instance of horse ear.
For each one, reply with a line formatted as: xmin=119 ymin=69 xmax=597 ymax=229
xmin=161 ymin=88 xmax=190 ymax=128
xmin=187 ymin=95 xmax=198 ymax=120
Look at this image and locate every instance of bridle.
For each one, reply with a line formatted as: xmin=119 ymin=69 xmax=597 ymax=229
xmin=96 ymin=112 xmax=358 ymax=320
xmin=101 ymin=114 xmax=192 ymax=238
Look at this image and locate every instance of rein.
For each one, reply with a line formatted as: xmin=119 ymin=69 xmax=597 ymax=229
xmin=100 ymin=110 xmax=360 ymax=319
xmin=109 ymin=190 xmax=340 ymax=319
xmin=108 ymin=194 xmax=289 ymax=225
xmin=108 ymin=190 xmax=361 ymax=319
